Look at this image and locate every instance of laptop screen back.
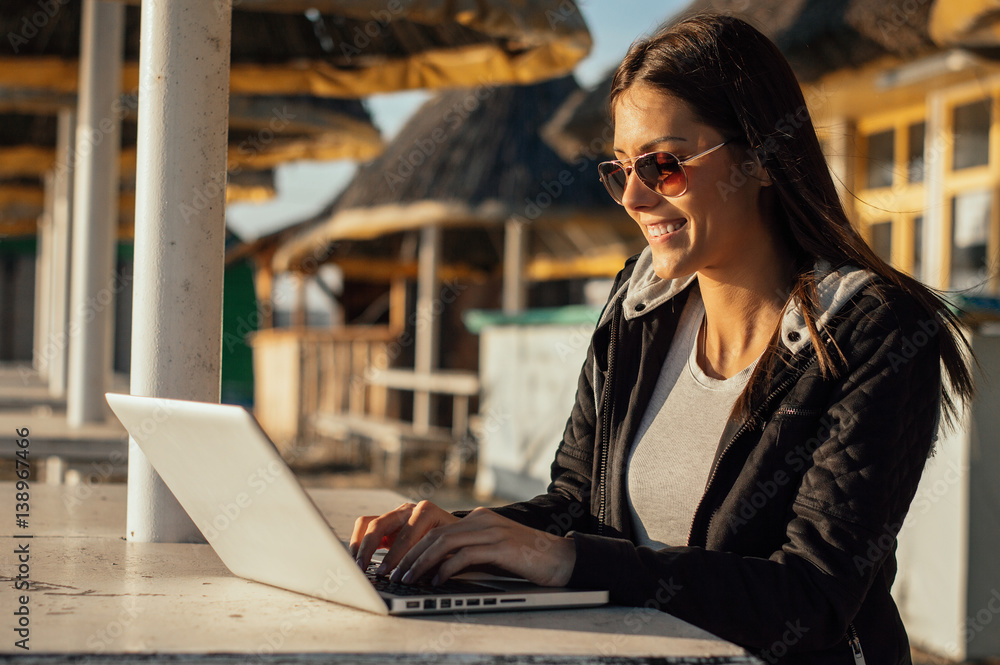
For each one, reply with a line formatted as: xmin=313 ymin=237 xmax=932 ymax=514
xmin=105 ymin=393 xmax=387 ymax=615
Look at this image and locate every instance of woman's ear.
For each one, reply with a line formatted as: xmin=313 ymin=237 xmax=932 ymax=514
xmin=745 ymin=158 xmax=772 ymax=187
xmin=759 ymin=166 xmax=773 ymax=187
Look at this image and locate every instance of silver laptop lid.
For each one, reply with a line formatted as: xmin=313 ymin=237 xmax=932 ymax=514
xmin=105 ymin=392 xmax=388 ymax=615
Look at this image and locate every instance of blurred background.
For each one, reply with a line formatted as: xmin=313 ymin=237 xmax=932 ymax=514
xmin=1 ymin=1 xmax=999 ymax=662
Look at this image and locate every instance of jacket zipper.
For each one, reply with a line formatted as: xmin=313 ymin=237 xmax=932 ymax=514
xmin=848 ymin=623 xmax=867 ymax=664
xmin=596 ymin=295 xmax=622 ymax=536
xmin=772 ymin=406 xmax=823 ymax=417
xmin=686 ymin=361 xmax=814 ymax=546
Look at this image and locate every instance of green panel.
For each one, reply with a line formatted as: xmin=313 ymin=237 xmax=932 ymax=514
xmin=0 ymin=237 xmax=38 ymax=255
xmin=117 ymin=241 xmax=134 ymax=261
xmin=463 ymin=305 xmax=603 ymax=334
xmin=221 ymin=259 xmax=257 ymax=407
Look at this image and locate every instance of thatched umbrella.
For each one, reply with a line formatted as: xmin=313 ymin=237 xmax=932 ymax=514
xmin=0 ymin=0 xmax=594 ymax=232
xmin=0 ymin=1 xmax=392 ymax=236
xmin=0 ymin=96 xmax=378 ymax=175
xmin=928 ymin=0 xmax=1000 ymax=52
xmin=541 ymin=75 xmax=613 ymax=163
xmin=0 ymin=103 xmax=371 ymax=237
xmin=0 ymin=4 xmax=388 ymax=154
xmin=0 ymin=0 xmax=594 ymax=235
xmin=542 ymin=0 xmax=942 ymax=160
xmin=0 ymin=0 xmax=595 ymax=253
xmin=2 ymin=1 xmax=591 ymax=98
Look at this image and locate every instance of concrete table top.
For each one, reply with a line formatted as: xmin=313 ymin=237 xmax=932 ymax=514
xmin=0 ymin=483 xmax=759 ymax=664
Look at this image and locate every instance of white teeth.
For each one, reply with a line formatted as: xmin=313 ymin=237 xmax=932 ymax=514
xmin=648 ymin=221 xmax=685 ymax=237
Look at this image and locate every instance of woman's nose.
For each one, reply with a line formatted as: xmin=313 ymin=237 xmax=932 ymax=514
xmin=620 ymin=167 xmax=659 ymax=209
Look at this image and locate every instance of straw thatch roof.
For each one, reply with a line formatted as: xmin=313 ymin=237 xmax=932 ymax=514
xmin=0 ymin=4 xmax=387 ymax=224
xmin=540 ymin=75 xmax=612 ymax=164
xmin=0 ymin=93 xmax=379 ymax=164
xmin=106 ymin=0 xmax=582 ymax=45
xmin=0 ymin=170 xmax=277 ymax=240
xmin=1 ymin=0 xmax=593 ymax=237
xmin=682 ymin=0 xmax=937 ymax=83
xmin=273 ymin=76 xmax=642 ymax=279
xmin=0 ymin=2 xmax=386 ymax=160
xmin=928 ymin=0 xmax=1000 ymax=52
xmin=543 ymin=0 xmax=949 ymax=160
xmin=0 ymin=110 xmax=286 ymax=237
xmin=1 ymin=1 xmax=591 ymax=98
xmin=336 ymin=77 xmax=589 ymax=210
xmin=0 ymin=91 xmax=380 ymax=158
xmin=0 ymin=109 xmax=307 ymax=184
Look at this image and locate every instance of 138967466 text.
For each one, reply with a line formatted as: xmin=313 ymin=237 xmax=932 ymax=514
xmin=13 ymin=426 xmax=31 ymax=651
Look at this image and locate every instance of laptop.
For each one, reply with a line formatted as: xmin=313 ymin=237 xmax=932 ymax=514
xmin=105 ymin=393 xmax=608 ymax=616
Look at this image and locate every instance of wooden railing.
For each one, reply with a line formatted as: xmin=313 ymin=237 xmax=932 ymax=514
xmin=248 ymin=326 xmax=399 ymax=463
xmin=359 ymin=368 xmax=479 ymax=484
xmin=248 ymin=326 xmax=480 ymax=484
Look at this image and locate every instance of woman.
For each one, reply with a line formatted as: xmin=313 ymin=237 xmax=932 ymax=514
xmin=350 ymin=13 xmax=980 ymax=664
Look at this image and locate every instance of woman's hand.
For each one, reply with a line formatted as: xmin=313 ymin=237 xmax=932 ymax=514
xmin=350 ymin=500 xmax=461 ymax=576
xmin=395 ymin=505 xmax=576 ymax=587
xmin=350 ymin=501 xmax=576 ymax=588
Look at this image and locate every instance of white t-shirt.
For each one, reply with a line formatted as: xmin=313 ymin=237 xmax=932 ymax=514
xmin=626 ymin=284 xmax=762 ymax=548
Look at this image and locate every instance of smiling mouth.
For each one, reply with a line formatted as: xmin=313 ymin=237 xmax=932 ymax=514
xmin=647 ymin=220 xmax=687 ymax=238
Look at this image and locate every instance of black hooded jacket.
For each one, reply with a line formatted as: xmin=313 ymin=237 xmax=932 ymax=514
xmin=473 ymin=249 xmax=943 ymax=664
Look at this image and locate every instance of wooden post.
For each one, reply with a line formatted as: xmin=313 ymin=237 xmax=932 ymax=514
xmin=389 ymin=277 xmax=407 ymax=334
xmin=413 ymin=224 xmax=441 ymax=433
xmin=253 ymin=255 xmax=274 ymax=329
xmin=292 ymin=272 xmax=308 ymax=328
xmin=503 ymin=218 xmax=527 ymax=314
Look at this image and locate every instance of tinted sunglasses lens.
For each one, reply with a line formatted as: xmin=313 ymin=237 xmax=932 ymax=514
xmin=598 ymin=163 xmax=628 ymax=203
xmin=635 ymin=152 xmax=686 ymax=197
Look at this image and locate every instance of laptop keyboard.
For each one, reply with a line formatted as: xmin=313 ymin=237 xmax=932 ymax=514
xmin=365 ymin=563 xmax=493 ymax=596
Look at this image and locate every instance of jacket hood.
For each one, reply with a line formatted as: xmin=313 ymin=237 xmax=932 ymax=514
xmin=601 ymin=246 xmax=876 ymax=355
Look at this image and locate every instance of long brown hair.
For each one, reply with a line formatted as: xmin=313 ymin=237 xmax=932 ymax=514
xmin=610 ymin=12 xmax=982 ymax=434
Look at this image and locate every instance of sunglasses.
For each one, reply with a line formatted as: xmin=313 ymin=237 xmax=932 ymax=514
xmin=597 ymin=140 xmax=730 ymax=204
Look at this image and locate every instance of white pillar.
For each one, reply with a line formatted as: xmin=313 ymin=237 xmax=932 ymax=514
xmin=33 ymin=174 xmax=54 ymax=380
xmin=126 ymin=0 xmax=232 ymax=543
xmin=413 ymin=224 xmax=441 ymax=432
xmin=503 ymin=218 xmax=527 ymax=314
xmin=49 ymin=109 xmax=76 ymax=399
xmin=67 ymin=0 xmax=124 ymax=426
xmin=924 ymin=91 xmax=947 ymax=290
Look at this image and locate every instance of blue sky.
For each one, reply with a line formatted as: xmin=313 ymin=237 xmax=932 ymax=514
xmin=226 ymin=1 xmax=687 ymax=240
